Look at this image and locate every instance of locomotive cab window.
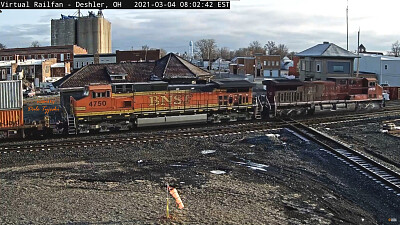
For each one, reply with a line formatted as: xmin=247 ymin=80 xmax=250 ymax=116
xmin=369 ymin=82 xmax=376 ymax=87
xmin=219 ymin=96 xmax=223 ymax=105
xmin=229 ymin=96 xmax=233 ymax=104
xmin=92 ymin=91 xmax=110 ymax=99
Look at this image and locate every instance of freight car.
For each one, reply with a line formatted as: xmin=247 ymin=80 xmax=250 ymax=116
xmin=262 ymin=77 xmax=383 ymax=116
xmin=66 ymin=80 xmax=258 ymax=134
xmin=0 ymin=80 xmax=59 ymax=139
xmin=0 ymin=80 xmax=24 ymax=138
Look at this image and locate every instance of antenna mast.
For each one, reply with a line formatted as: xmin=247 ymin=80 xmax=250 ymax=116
xmin=356 ymin=28 xmax=360 ymax=77
xmin=346 ymin=0 xmax=349 ymax=50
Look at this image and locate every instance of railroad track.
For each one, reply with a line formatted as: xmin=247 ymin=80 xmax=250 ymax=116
xmin=300 ymin=108 xmax=400 ymax=125
xmin=0 ymin=121 xmax=284 ymax=154
xmin=282 ymin=118 xmax=400 ymax=196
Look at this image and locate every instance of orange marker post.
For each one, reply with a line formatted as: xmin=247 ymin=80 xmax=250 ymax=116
xmin=168 ymin=187 xmax=184 ymax=209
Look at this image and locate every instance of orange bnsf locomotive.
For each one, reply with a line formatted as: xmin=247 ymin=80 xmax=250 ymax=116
xmin=67 ymin=80 xmax=256 ymax=134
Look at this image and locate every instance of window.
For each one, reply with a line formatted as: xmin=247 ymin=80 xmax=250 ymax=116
xmin=81 ymin=62 xmax=84 ymax=67
xmin=1 ymin=56 xmax=5 ymax=61
xmin=106 ymin=91 xmax=110 ymax=97
xmin=333 ymin=66 xmax=344 ymax=72
xmin=272 ymin=61 xmax=275 ymax=66
xmin=9 ymin=56 xmax=12 ymax=60
xmin=264 ymin=61 xmax=266 ymax=66
xmin=123 ymin=101 xmax=132 ymax=108
xmin=339 ymin=79 xmax=347 ymax=85
xmin=66 ymin=53 xmax=70 ymax=60
xmin=229 ymin=96 xmax=233 ymax=104
xmin=384 ymin=64 xmax=388 ymax=70
xmin=268 ymin=61 xmax=271 ymax=66
xmin=276 ymin=61 xmax=279 ymax=66
xmin=224 ymin=96 xmax=228 ymax=105
xmin=48 ymin=54 xmax=51 ymax=58
xmin=218 ymin=96 xmax=223 ymax=105
xmin=76 ymin=62 xmax=79 ymax=68
xmin=301 ymin=61 xmax=305 ymax=71
xmin=316 ymin=64 xmax=321 ymax=72
xmin=115 ymin=85 xmax=123 ymax=93
xmin=369 ymin=82 xmax=376 ymax=87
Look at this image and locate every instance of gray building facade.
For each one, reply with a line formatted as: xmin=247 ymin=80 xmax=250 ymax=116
xmin=296 ymin=42 xmax=358 ymax=81
xmin=51 ymin=11 xmax=112 ymax=54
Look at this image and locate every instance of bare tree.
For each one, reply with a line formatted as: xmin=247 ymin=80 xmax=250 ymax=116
xmin=248 ymin=41 xmax=264 ymax=55
xmin=195 ymin=39 xmax=217 ymax=60
xmin=160 ymin=48 xmax=167 ymax=57
xmin=0 ymin=43 xmax=6 ymax=50
xmin=217 ymin=47 xmax=230 ymax=59
xmin=234 ymin=48 xmax=252 ymax=57
xmin=31 ymin=41 xmax=40 ymax=47
xmin=288 ymin=51 xmax=297 ymax=60
xmin=264 ymin=41 xmax=277 ymax=55
xmin=229 ymin=51 xmax=236 ymax=60
xmin=141 ymin=45 xmax=150 ymax=51
xmin=275 ymin=44 xmax=289 ymax=59
xmin=391 ymin=40 xmax=400 ymax=57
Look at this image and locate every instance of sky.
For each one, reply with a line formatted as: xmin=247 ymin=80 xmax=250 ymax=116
xmin=0 ymin=0 xmax=399 ymax=54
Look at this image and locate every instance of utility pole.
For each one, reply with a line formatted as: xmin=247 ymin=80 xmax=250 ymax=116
xmin=346 ymin=0 xmax=349 ymax=50
xmin=356 ymin=28 xmax=360 ymax=77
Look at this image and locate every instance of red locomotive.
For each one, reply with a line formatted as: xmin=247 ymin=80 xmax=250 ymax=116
xmin=262 ymin=77 xmax=383 ymax=116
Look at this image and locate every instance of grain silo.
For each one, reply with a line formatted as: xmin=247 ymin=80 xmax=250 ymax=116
xmin=76 ymin=11 xmax=111 ymax=54
xmin=51 ymin=15 xmax=77 ymax=46
xmin=51 ymin=10 xmax=111 ymax=54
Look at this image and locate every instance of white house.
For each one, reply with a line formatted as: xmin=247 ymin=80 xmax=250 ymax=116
xmin=357 ymin=54 xmax=400 ymax=86
xmin=211 ymin=58 xmax=230 ymax=71
xmin=73 ymin=53 xmax=116 ymax=70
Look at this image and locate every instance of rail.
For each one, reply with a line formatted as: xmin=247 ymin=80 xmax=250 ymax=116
xmin=281 ymin=118 xmax=400 ymax=195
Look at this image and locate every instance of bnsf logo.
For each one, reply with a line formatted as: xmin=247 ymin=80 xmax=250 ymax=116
xmin=148 ymin=94 xmax=192 ymax=107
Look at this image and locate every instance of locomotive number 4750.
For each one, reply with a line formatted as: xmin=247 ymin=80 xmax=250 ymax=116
xmin=89 ymin=101 xmax=107 ymax=107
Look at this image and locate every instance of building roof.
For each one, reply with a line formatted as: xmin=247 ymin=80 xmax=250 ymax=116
xmin=51 ymin=63 xmax=65 ymax=68
xmin=296 ymin=42 xmax=358 ymax=58
xmin=0 ymin=45 xmax=87 ymax=54
xmin=74 ymin=53 xmax=116 ymax=58
xmin=153 ymin=53 xmax=211 ymax=79
xmin=213 ymin=79 xmax=255 ymax=88
xmin=58 ymin=53 xmax=212 ymax=88
xmin=58 ymin=62 xmax=154 ymax=88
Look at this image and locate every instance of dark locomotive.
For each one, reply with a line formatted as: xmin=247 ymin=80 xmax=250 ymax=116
xmin=0 ymin=76 xmax=384 ymax=138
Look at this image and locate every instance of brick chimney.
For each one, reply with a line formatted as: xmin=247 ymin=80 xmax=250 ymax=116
xmin=94 ymin=53 xmax=100 ymax=64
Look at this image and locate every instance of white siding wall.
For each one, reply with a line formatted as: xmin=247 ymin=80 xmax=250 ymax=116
xmin=358 ymin=54 xmax=400 ymax=86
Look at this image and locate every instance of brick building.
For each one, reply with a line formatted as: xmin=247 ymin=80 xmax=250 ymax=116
xmin=229 ymin=55 xmax=281 ymax=77
xmin=0 ymin=45 xmax=87 ymax=71
xmin=254 ymin=55 xmax=281 ymax=77
xmin=0 ymin=58 xmax=70 ymax=82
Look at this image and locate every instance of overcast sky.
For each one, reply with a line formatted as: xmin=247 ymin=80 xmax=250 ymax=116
xmin=0 ymin=0 xmax=399 ymax=54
